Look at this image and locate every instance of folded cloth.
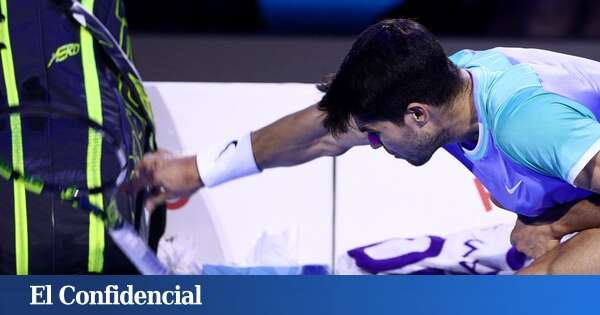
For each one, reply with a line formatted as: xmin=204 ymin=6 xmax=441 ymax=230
xmin=340 ymin=224 xmax=528 ymax=275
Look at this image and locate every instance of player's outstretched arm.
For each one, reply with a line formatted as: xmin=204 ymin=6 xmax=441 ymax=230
xmin=131 ymin=104 xmax=367 ymax=210
xmin=252 ymin=103 xmax=367 ymax=168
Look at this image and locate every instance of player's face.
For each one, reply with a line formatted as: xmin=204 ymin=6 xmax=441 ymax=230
xmin=358 ymin=114 xmax=446 ymax=166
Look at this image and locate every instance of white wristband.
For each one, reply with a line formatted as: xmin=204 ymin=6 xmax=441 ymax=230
xmin=196 ymin=133 xmax=261 ymax=187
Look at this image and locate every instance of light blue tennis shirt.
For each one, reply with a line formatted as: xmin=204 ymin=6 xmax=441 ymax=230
xmin=444 ymin=48 xmax=600 ymax=216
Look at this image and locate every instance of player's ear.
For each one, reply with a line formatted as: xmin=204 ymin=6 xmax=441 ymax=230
xmin=405 ymin=102 xmax=430 ymax=127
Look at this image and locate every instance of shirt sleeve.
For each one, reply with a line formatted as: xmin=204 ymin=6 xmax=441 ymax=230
xmin=494 ymin=92 xmax=600 ymax=185
xmin=449 ymin=49 xmax=477 ymax=67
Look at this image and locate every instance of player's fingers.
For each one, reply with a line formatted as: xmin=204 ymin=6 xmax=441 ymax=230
xmin=133 ymin=152 xmax=159 ymax=176
xmin=123 ymin=154 xmax=160 ymax=193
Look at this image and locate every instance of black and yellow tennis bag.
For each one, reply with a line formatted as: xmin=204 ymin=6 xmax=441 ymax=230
xmin=0 ymin=0 xmax=165 ymax=274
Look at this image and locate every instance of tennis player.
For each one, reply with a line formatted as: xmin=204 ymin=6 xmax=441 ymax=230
xmin=133 ymin=19 xmax=600 ymax=274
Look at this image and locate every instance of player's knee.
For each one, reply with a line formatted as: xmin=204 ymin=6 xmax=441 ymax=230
xmin=573 ymin=228 xmax=600 ymax=239
xmin=547 ymin=228 xmax=600 ymax=274
xmin=516 ymin=260 xmax=550 ymax=275
xmin=546 ymin=259 xmax=561 ymax=275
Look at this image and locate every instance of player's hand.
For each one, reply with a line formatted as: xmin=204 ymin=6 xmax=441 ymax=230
xmin=128 ymin=150 xmax=204 ymax=212
xmin=510 ymin=216 xmax=560 ymax=259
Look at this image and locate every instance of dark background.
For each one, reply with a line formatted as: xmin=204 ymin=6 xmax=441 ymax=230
xmin=125 ymin=0 xmax=600 ymax=82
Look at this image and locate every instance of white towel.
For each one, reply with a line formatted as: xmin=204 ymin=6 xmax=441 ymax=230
xmin=338 ymin=224 xmax=529 ymax=275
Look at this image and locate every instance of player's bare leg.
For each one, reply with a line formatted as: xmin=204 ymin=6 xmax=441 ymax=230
xmin=518 ymin=228 xmax=600 ymax=274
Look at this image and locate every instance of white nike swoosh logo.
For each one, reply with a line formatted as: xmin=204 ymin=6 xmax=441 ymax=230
xmin=505 ymin=180 xmax=523 ymax=194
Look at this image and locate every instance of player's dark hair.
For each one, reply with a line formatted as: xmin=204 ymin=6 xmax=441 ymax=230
xmin=318 ymin=19 xmax=463 ymax=134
